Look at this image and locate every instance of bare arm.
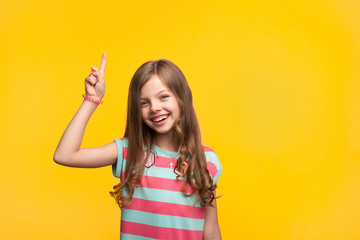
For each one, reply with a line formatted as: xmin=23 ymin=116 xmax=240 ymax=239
xmin=203 ymin=190 xmax=221 ymax=240
xmin=53 ymin=53 xmax=117 ymax=168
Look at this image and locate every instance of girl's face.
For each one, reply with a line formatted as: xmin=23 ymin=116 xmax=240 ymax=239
xmin=140 ymin=75 xmax=181 ymax=138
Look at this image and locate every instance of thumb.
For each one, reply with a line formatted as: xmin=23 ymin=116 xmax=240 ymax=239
xmin=91 ymin=65 xmax=105 ymax=85
xmin=91 ymin=66 xmax=99 ymax=72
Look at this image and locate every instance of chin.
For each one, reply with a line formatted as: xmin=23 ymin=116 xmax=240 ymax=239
xmin=153 ymin=128 xmax=173 ymax=135
xmin=149 ymin=125 xmax=176 ymax=136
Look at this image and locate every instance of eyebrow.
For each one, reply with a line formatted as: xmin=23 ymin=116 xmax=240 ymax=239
xmin=157 ymin=90 xmax=169 ymax=95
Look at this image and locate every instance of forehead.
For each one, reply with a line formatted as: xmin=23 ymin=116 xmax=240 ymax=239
xmin=140 ymin=75 xmax=170 ymax=97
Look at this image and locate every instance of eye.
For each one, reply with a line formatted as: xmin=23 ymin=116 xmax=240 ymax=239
xmin=140 ymin=101 xmax=148 ymax=106
xmin=161 ymin=95 xmax=169 ymax=100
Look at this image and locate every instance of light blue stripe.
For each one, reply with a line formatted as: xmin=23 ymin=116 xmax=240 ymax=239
xmin=143 ymin=165 xmax=184 ymax=180
xmin=213 ymin=161 xmax=223 ymax=184
xmin=113 ymin=158 xmax=187 ymax=180
xmin=122 ymin=209 xmax=205 ymax=231
xmin=122 ymin=188 xmax=202 ymax=207
xmin=120 ymin=232 xmax=157 ymax=240
xmin=204 ymin=151 xmax=219 ymax=165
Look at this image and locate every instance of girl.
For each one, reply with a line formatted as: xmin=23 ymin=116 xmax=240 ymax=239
xmin=54 ymin=53 xmax=223 ymax=240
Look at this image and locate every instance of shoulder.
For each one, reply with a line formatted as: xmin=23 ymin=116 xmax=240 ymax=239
xmin=202 ymin=145 xmax=223 ymax=183
xmin=202 ymin=145 xmax=216 ymax=153
xmin=112 ymin=138 xmax=129 ymax=178
xmin=113 ymin=137 xmax=129 ymax=160
xmin=202 ymin=145 xmax=219 ymax=163
xmin=114 ymin=137 xmax=129 ymax=147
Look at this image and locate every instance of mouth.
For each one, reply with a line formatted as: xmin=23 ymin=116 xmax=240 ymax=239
xmin=151 ymin=114 xmax=170 ymax=125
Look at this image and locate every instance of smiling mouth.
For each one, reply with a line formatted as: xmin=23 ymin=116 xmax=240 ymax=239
xmin=151 ymin=114 xmax=170 ymax=123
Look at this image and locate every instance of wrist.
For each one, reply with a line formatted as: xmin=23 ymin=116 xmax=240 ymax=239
xmin=82 ymin=94 xmax=103 ymax=104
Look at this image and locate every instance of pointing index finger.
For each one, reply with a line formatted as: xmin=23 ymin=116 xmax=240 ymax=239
xmin=99 ymin=53 xmax=107 ymax=75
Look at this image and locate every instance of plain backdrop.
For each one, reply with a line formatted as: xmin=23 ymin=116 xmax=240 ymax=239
xmin=1 ymin=0 xmax=360 ymax=239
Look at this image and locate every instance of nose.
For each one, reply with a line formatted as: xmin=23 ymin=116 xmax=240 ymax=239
xmin=150 ymin=102 xmax=162 ymax=112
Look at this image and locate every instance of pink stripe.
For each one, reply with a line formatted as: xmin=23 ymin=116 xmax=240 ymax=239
xmin=153 ymin=155 xmax=178 ymax=168
xmin=120 ymin=144 xmax=218 ymax=180
xmin=141 ymin=175 xmax=194 ymax=193
xmin=122 ymin=147 xmax=177 ymax=169
xmin=121 ymin=221 xmax=203 ymax=240
xmin=120 ymin=172 xmax=194 ymax=193
xmin=207 ymin=161 xmax=218 ymax=178
xmin=122 ymin=147 xmax=128 ymax=160
xmin=202 ymin=145 xmax=215 ymax=152
xmin=125 ymin=198 xmax=206 ymax=219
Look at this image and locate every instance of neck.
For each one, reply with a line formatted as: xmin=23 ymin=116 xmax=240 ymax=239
xmin=154 ymin=131 xmax=179 ymax=152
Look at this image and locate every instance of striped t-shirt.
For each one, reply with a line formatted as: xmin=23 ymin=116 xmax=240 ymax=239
xmin=112 ymin=138 xmax=222 ymax=240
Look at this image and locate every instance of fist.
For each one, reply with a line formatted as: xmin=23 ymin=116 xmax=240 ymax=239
xmin=84 ymin=53 xmax=107 ymax=100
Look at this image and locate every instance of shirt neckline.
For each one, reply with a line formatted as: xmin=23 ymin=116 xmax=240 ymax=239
xmin=154 ymin=145 xmax=181 ymax=158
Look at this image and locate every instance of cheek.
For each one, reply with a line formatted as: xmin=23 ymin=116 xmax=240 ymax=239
xmin=141 ymin=108 xmax=147 ymax=120
xmin=170 ymin=102 xmax=181 ymax=118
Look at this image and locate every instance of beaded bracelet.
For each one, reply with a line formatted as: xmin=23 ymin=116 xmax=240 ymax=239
xmin=82 ymin=94 xmax=103 ymax=104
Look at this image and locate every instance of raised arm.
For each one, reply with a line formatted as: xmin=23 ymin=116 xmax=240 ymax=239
xmin=53 ymin=53 xmax=118 ymax=168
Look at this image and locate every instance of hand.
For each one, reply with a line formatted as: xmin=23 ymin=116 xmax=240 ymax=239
xmin=84 ymin=53 xmax=107 ymax=100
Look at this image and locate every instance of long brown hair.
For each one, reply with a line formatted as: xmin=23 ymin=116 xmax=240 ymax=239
xmin=110 ymin=59 xmax=217 ymax=208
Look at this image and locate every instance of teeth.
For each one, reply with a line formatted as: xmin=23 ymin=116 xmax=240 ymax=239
xmin=153 ymin=115 xmax=168 ymax=122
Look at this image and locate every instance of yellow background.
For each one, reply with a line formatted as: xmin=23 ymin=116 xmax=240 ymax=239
xmin=1 ymin=0 xmax=359 ymax=239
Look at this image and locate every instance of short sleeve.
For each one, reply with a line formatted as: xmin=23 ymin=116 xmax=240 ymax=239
xmin=203 ymin=146 xmax=223 ymax=184
xmin=112 ymin=138 xmax=128 ymax=178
